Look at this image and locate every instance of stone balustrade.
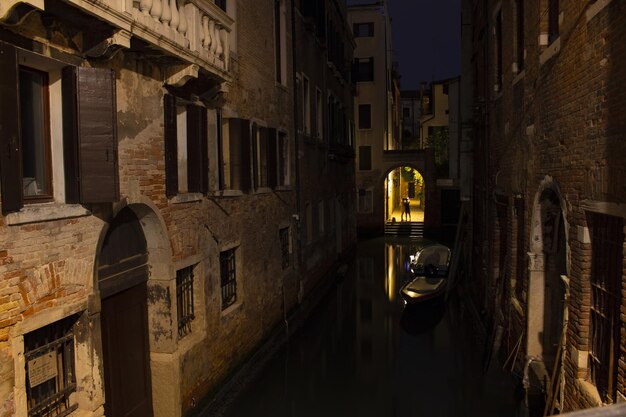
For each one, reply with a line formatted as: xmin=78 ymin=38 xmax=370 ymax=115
xmin=0 ymin=0 xmax=232 ymax=78
xmin=130 ymin=0 xmax=230 ymax=72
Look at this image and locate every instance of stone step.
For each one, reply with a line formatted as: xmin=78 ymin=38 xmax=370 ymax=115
xmin=384 ymin=221 xmax=424 ymax=237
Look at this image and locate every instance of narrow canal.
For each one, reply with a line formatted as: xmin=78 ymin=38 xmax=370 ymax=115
xmin=221 ymin=237 xmax=522 ymax=417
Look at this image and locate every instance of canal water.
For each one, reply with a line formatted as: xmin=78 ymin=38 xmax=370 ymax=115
xmin=222 ymin=237 xmax=522 ymax=417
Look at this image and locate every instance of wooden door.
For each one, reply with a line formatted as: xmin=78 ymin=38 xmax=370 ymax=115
xmin=101 ymin=282 xmax=153 ymax=417
xmin=98 ymin=208 xmax=152 ymax=417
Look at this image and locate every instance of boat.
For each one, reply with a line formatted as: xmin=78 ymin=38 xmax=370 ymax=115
xmin=400 ymin=243 xmax=451 ymax=305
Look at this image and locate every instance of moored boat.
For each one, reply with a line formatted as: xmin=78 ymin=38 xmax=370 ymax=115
xmin=400 ymin=244 xmax=451 ymax=304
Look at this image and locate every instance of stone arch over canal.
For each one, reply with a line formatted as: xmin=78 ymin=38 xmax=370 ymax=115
xmin=356 ymin=149 xmax=439 ymax=235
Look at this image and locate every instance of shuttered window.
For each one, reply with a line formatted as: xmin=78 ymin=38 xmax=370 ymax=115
xmin=267 ymin=128 xmax=278 ymax=189
xmin=359 ymin=146 xmax=372 ymax=171
xmin=255 ymin=127 xmax=269 ymax=189
xmin=71 ymin=67 xmax=118 ymax=203
xmin=0 ymin=42 xmax=23 ymax=213
xmin=163 ymin=94 xmax=208 ymax=197
xmin=0 ymin=42 xmax=119 ymax=214
xmin=227 ymin=118 xmax=252 ymax=192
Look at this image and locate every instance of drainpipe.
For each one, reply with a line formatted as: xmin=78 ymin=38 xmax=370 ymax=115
xmin=290 ymin=0 xmax=301 ymax=319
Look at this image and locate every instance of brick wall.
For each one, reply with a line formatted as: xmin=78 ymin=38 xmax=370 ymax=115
xmin=470 ymin=0 xmax=626 ymax=411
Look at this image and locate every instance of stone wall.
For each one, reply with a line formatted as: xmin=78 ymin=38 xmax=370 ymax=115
xmin=0 ymin=0 xmax=355 ymax=416
xmin=470 ymin=0 xmax=626 ymax=411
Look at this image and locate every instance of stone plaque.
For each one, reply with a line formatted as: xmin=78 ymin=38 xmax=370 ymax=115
xmin=28 ymin=352 xmax=58 ymax=387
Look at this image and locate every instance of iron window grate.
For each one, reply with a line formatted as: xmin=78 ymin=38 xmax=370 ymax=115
xmin=220 ymin=249 xmax=237 ymax=309
xmin=176 ymin=265 xmax=196 ymax=338
xmin=589 ymin=212 xmax=623 ymax=403
xmin=24 ymin=316 xmax=77 ymax=417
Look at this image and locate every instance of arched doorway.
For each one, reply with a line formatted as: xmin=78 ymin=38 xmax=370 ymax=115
xmin=384 ymin=166 xmax=425 ymax=223
xmin=538 ymin=188 xmax=566 ymax=375
xmin=97 ymin=207 xmax=153 ymax=417
xmin=527 ymin=177 xmax=568 ymax=380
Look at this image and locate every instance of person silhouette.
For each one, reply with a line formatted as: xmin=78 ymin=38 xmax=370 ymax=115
xmin=403 ymin=196 xmax=411 ymax=221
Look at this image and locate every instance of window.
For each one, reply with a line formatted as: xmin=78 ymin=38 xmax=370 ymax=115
xmin=589 ymin=213 xmax=623 ymax=403
xmin=358 ymin=104 xmax=371 ymax=129
xmin=164 ymin=96 xmax=208 ymax=197
xmin=24 ymin=316 xmax=78 ymax=417
xmin=357 ymin=188 xmax=373 ymax=213
xmin=318 ymin=200 xmax=325 ymax=236
xmin=274 ymin=0 xmax=287 ymax=84
xmin=302 ymin=76 xmax=311 ymax=135
xmin=279 ymin=227 xmax=290 ymax=269
xmin=176 ymin=265 xmax=195 ymax=338
xmin=215 ymin=0 xmax=226 ymax=11
xmin=218 ymin=118 xmax=252 ymax=192
xmin=269 ymin=130 xmax=289 ymax=188
xmin=353 ymin=22 xmax=374 ymax=37
xmin=515 ymin=0 xmax=525 ymax=71
xmin=548 ymin=0 xmax=559 ymax=44
xmin=402 ymin=107 xmax=410 ymax=119
xmin=252 ymin=124 xmax=270 ymax=190
xmin=20 ymin=67 xmax=52 ymax=201
xmin=354 ymin=57 xmax=374 ymax=82
xmin=0 ymin=44 xmax=119 ymax=214
xmin=316 ymin=88 xmax=323 ymax=139
xmin=494 ymin=9 xmax=503 ymax=92
xmin=220 ymin=248 xmax=237 ymax=309
xmin=359 ymin=146 xmax=372 ymax=171
xmin=305 ymin=203 xmax=313 ymax=244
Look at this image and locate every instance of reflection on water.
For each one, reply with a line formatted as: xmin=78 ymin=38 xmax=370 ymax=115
xmin=222 ymin=237 xmax=520 ymax=417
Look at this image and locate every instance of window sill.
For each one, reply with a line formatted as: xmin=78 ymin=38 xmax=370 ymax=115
xmin=177 ymin=328 xmax=207 ymax=354
xmin=254 ymin=187 xmax=273 ymax=195
xmin=221 ymin=301 xmax=242 ymax=319
xmin=540 ymin=37 xmax=561 ymax=66
xmin=6 ymin=203 xmax=91 ymax=226
xmin=274 ymin=185 xmax=292 ymax=192
xmin=169 ymin=193 xmax=204 ymax=204
xmin=213 ymin=190 xmax=244 ymax=198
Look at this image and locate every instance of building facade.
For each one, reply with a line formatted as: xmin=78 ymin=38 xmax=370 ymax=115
xmin=293 ymin=0 xmax=357 ymax=294
xmin=0 ymin=1 xmax=355 ymax=416
xmin=467 ymin=0 xmax=626 ymax=413
xmin=348 ymin=2 xmax=402 ymax=234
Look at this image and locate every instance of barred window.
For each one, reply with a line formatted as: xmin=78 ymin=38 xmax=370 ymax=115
xmin=589 ymin=213 xmax=623 ymax=404
xmin=24 ymin=315 xmax=78 ymax=417
xmin=176 ymin=265 xmax=195 ymax=338
xmin=280 ymin=227 xmax=290 ymax=269
xmin=220 ymin=248 xmax=237 ymax=309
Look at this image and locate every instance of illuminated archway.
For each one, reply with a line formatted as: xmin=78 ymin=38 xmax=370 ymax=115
xmin=384 ymin=166 xmax=425 ymax=223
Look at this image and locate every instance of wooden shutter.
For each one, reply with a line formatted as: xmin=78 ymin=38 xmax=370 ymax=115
xmin=63 ymin=67 xmax=119 ymax=203
xmin=62 ymin=67 xmax=80 ymax=204
xmin=200 ymin=108 xmax=208 ymax=194
xmin=239 ymin=119 xmax=252 ymax=192
xmin=251 ymin=124 xmax=259 ymax=189
xmin=187 ymin=105 xmax=202 ymax=193
xmin=0 ymin=42 xmax=23 ymax=214
xmin=267 ymin=128 xmax=278 ymax=189
xmin=164 ymin=94 xmax=178 ymax=197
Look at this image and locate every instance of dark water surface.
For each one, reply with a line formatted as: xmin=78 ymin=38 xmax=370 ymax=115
xmin=222 ymin=237 xmax=521 ymax=417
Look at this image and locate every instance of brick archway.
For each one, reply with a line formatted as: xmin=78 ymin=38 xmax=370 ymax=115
xmin=527 ymin=175 xmax=570 ymax=376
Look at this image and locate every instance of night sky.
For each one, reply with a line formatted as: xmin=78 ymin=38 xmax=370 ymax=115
xmin=348 ymin=0 xmax=461 ymax=91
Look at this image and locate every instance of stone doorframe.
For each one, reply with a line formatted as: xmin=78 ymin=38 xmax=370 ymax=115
xmin=526 ymin=175 xmax=571 ymax=360
xmin=92 ymin=198 xmax=176 ymax=417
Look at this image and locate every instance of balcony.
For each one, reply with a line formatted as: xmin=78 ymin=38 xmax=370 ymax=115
xmin=1 ymin=0 xmax=233 ymax=83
